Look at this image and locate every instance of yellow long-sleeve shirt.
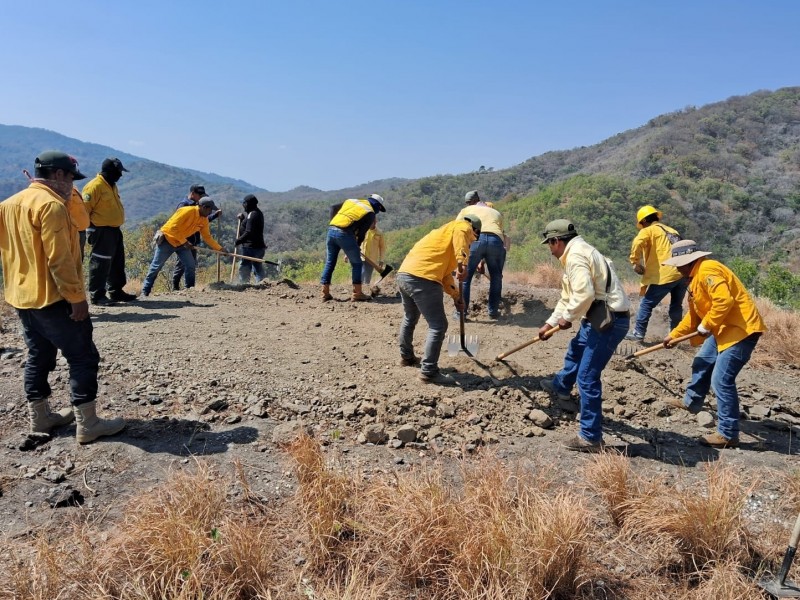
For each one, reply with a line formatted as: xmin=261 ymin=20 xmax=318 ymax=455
xmin=361 ymin=228 xmax=385 ymax=263
xmin=161 ymin=206 xmax=222 ymax=251
xmin=82 ymin=174 xmax=125 ymax=227
xmin=68 ymin=187 xmax=90 ymax=232
xmin=629 ymin=223 xmax=682 ymax=287
xmin=398 ymin=220 xmax=475 ymax=299
xmin=670 ymin=258 xmax=766 ymax=352
xmin=0 ymin=183 xmax=85 ymax=308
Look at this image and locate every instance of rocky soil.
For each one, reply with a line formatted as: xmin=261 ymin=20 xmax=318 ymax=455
xmin=0 ymin=278 xmax=798 ymax=542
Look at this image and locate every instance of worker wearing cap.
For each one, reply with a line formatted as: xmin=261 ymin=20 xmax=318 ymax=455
xmin=0 ymin=151 xmax=126 ymax=443
xmin=396 ymin=215 xmax=479 ymax=384
xmin=661 ymin=240 xmax=766 ymax=449
xmin=235 ymin=194 xmax=267 ymax=283
xmin=172 ymin=184 xmax=222 ymax=290
xmin=140 ymin=198 xmax=228 ymax=297
xmin=82 ymin=157 xmax=136 ymax=305
xmin=627 ymin=205 xmax=687 ymax=341
xmin=537 ymin=219 xmax=630 ymax=452
xmin=455 ymin=190 xmax=506 ymax=319
xmin=321 ymin=193 xmax=386 ymax=302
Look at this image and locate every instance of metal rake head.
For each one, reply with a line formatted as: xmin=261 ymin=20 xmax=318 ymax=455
xmin=615 ymin=342 xmax=639 ymax=358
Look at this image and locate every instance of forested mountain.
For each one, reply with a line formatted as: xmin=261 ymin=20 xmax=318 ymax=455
xmin=2 ymin=87 xmax=799 ymax=291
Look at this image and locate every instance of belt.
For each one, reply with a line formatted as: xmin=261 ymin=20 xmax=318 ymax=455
xmin=614 ymin=311 xmax=630 ymax=318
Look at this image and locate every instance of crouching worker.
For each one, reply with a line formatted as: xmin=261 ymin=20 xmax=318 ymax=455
xmin=396 ymin=215 xmax=480 ymax=384
xmin=141 ymin=197 xmax=228 ymax=297
xmin=0 ymin=151 xmax=125 ymax=443
xmin=661 ymin=240 xmax=766 ymax=448
xmin=537 ymin=219 xmax=630 ymax=452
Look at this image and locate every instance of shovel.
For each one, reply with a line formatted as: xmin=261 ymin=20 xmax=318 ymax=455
xmin=360 ymin=254 xmax=394 ymax=296
xmin=447 ymin=273 xmax=479 ymax=357
xmin=759 ymin=512 xmax=800 ymax=598
xmin=495 ymin=325 xmax=561 ymax=361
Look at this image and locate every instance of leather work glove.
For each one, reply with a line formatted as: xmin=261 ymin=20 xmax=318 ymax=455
xmin=237 ymin=213 xmax=246 ymax=221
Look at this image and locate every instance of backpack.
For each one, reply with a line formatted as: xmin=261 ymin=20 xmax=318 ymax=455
xmin=656 ymin=224 xmax=681 ymax=246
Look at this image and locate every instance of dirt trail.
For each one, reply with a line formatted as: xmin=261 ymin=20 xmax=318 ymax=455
xmin=0 ymin=279 xmax=798 ymax=538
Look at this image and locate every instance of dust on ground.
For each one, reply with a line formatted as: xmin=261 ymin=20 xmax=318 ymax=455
xmin=0 ymin=278 xmax=798 ymax=540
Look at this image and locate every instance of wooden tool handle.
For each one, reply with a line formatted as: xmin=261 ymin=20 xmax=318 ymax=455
xmin=629 ymin=332 xmax=701 ymax=359
xmin=495 ymin=326 xmax=560 ymax=361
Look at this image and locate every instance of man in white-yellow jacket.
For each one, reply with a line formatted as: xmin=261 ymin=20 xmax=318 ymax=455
xmin=627 ymin=205 xmax=687 ymax=341
xmin=396 ymin=215 xmax=479 ymax=384
xmin=662 ymin=240 xmax=766 ymax=449
xmin=0 ymin=151 xmax=125 ymax=443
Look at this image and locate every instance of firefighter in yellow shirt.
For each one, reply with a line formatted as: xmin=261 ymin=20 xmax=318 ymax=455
xmin=83 ymin=157 xmax=136 ymax=305
xmin=661 ymin=240 xmax=766 ymax=449
xmin=396 ymin=215 xmax=479 ymax=384
xmin=140 ymin=198 xmax=228 ymax=297
xmin=626 ymin=205 xmax=687 ymax=341
xmin=0 ymin=151 xmax=125 ymax=443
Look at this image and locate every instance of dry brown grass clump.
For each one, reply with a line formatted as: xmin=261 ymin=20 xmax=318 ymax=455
xmin=751 ymin=297 xmax=800 ymax=366
xmin=505 ymin=263 xmax=564 ymax=289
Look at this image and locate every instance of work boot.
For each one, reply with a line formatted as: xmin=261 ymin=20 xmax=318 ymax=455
xmin=699 ymin=432 xmax=739 ymax=449
xmin=399 ymin=355 xmax=421 ymax=367
xmin=321 ymin=284 xmax=333 ymax=301
xmin=351 ymin=284 xmax=371 ymax=302
xmin=540 ymin=378 xmax=571 ymax=401
xmin=563 ymin=434 xmax=604 ymax=453
xmin=74 ymin=401 xmax=126 ymax=444
xmin=418 ymin=371 xmax=456 ymax=385
xmin=109 ymin=290 xmax=137 ymax=302
xmin=28 ymin=400 xmax=74 ymax=434
xmin=665 ymin=397 xmax=702 ymax=414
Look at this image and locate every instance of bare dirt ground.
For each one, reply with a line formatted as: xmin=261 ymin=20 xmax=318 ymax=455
xmin=0 ymin=277 xmax=798 ymax=546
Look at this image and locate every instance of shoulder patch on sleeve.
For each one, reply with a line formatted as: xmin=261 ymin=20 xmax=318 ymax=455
xmin=705 ymin=276 xmax=715 ymax=287
xmin=83 ymin=193 xmax=91 ymax=202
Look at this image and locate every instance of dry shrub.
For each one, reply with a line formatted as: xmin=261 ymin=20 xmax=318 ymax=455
xmin=359 ymin=453 xmax=592 ymax=599
xmin=4 ymin=461 xmax=282 ymax=600
xmin=622 ymin=462 xmax=754 ymax=573
xmin=677 ymin=560 xmax=760 ymax=600
xmin=751 ymin=297 xmax=800 ymax=366
xmin=504 ymin=264 xmax=563 ymax=289
xmin=781 ymin=468 xmax=800 ymax=514
xmin=286 ymin=433 xmax=360 ymax=571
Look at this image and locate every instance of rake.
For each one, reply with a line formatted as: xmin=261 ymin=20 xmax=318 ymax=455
xmin=617 ymin=332 xmax=701 ymax=360
xmin=495 ymin=325 xmax=562 ymax=361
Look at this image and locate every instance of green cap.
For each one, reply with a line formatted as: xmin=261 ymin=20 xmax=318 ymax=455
xmin=541 ymin=219 xmax=576 ymax=244
xmin=463 ymin=214 xmax=482 ymax=234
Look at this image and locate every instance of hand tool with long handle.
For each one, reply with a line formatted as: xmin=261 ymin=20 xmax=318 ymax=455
xmin=196 ymin=246 xmax=281 ymax=267
xmin=229 ymin=220 xmax=242 ymax=282
xmin=360 ymin=254 xmax=393 ymax=280
xmin=624 ymin=332 xmax=701 ymax=360
xmin=216 ymin=216 xmax=222 ymax=283
xmin=447 ymin=262 xmax=479 ymax=357
xmin=758 ymin=511 xmax=800 ymax=598
xmin=495 ymin=326 xmax=562 ymax=361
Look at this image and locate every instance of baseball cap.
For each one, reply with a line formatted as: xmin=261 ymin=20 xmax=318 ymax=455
xmin=367 ymin=193 xmax=386 ymax=212
xmin=190 ymin=184 xmax=207 ymax=197
xmin=35 ymin=151 xmax=87 ymax=180
xmin=541 ymin=219 xmax=577 ymax=244
xmin=101 ymin=157 xmax=129 ymax=173
xmin=199 ymin=197 xmax=219 ymax=211
xmin=463 ymin=214 xmax=482 ymax=235
xmin=464 ymin=190 xmax=480 ymax=204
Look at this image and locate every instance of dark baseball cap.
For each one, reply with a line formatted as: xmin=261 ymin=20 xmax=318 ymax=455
xmin=101 ymin=157 xmax=129 ymax=173
xmin=35 ymin=151 xmax=87 ymax=180
xmin=190 ymin=184 xmax=207 ymax=197
xmin=199 ymin=197 xmax=218 ymax=211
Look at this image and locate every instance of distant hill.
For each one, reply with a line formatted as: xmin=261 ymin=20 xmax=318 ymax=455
xmin=2 ymin=87 xmax=799 ymax=279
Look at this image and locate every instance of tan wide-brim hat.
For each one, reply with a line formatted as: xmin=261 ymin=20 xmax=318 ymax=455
xmin=661 ymin=239 xmax=712 ymax=267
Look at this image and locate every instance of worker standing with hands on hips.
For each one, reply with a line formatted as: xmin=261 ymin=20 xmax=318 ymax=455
xmin=661 ymin=240 xmax=766 ymax=449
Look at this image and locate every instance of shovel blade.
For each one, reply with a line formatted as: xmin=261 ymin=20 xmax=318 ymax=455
xmin=758 ymin=576 xmax=800 ymax=598
xmin=447 ymin=334 xmax=461 ymax=357
xmin=466 ymin=334 xmax=480 ymax=357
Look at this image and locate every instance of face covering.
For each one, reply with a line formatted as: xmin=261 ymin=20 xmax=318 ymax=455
xmin=102 ymin=169 xmax=122 ymax=184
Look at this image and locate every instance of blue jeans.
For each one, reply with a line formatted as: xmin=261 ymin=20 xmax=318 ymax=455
xmin=633 ymin=278 xmax=688 ymax=335
xmin=463 ymin=234 xmax=506 ymax=316
xmin=396 ymin=273 xmax=449 ymax=376
xmin=320 ymin=226 xmax=363 ymax=285
xmin=17 ymin=301 xmax=100 ymax=406
xmin=549 ymin=315 xmax=630 ymax=443
xmin=142 ymin=239 xmax=196 ymax=294
xmin=238 ymin=247 xmax=266 ymax=283
xmin=683 ymin=333 xmax=760 ymax=440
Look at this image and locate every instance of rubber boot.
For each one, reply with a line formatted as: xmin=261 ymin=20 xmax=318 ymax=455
xmin=28 ymin=400 xmax=74 ymax=434
xmin=321 ymin=284 xmax=333 ymax=301
xmin=351 ymin=284 xmax=371 ymax=302
xmin=74 ymin=401 xmax=126 ymax=444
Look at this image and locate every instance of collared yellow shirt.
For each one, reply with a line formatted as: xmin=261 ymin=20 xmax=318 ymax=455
xmin=0 ymin=183 xmax=85 ymax=308
xmin=161 ymin=205 xmax=222 ymax=251
xmin=399 ymin=220 xmax=475 ymax=299
xmin=82 ymin=174 xmax=125 ymax=227
xmin=68 ymin=187 xmax=90 ymax=232
xmin=361 ymin=228 xmax=385 ymax=263
xmin=629 ymin=223 xmax=682 ymax=287
xmin=670 ymin=258 xmax=766 ymax=351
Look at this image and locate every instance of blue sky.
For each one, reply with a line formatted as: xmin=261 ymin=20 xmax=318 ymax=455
xmin=1 ymin=1 xmax=797 ymax=192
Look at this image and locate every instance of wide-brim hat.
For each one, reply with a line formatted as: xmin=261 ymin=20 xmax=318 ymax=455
xmin=661 ymin=239 xmax=712 ymax=267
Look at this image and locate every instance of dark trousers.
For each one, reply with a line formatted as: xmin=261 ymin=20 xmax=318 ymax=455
xmin=87 ymin=226 xmax=127 ymax=300
xmin=17 ymin=301 xmax=100 ymax=406
xmin=172 ymin=247 xmax=198 ymax=290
